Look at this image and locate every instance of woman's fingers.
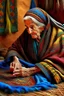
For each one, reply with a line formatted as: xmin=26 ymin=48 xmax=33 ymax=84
xmin=10 ymin=62 xmax=15 ymax=72
xmin=13 ymin=56 xmax=19 ymax=61
xmin=13 ymin=63 xmax=22 ymax=72
xmin=10 ymin=62 xmax=15 ymax=68
xmin=13 ymin=72 xmax=29 ymax=77
xmin=10 ymin=56 xmax=22 ymax=72
xmin=13 ymin=73 xmax=21 ymax=77
xmin=13 ymin=70 xmax=22 ymax=76
xmin=13 ymin=67 xmax=30 ymax=77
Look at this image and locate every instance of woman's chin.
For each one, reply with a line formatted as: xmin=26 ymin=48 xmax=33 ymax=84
xmin=31 ymin=35 xmax=37 ymax=39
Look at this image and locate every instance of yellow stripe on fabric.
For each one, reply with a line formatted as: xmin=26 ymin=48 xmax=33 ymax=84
xmin=44 ymin=59 xmax=54 ymax=65
xmin=55 ymin=70 xmax=64 ymax=80
xmin=54 ymin=36 xmax=61 ymax=45
xmin=40 ymin=61 xmax=61 ymax=83
xmin=61 ymin=35 xmax=64 ymax=48
xmin=57 ymin=28 xmax=64 ymax=37
xmin=44 ymin=59 xmax=64 ymax=74
xmin=57 ymin=31 xmax=64 ymax=37
xmin=48 ymin=27 xmax=57 ymax=48
xmin=53 ymin=33 xmax=64 ymax=51
xmin=6 ymin=0 xmax=11 ymax=33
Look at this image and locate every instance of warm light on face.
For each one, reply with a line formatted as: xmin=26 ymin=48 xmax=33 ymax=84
xmin=24 ymin=19 xmax=45 ymax=42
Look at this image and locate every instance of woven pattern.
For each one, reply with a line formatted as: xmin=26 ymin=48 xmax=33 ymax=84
xmin=0 ymin=0 xmax=18 ymax=34
xmin=0 ymin=82 xmax=64 ymax=96
xmin=0 ymin=69 xmax=35 ymax=86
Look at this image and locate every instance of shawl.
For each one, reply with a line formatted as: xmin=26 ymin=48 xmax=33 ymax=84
xmin=6 ymin=8 xmax=64 ymax=85
xmin=0 ymin=0 xmax=18 ymax=35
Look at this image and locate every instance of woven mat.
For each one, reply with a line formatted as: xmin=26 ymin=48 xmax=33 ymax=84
xmin=0 ymin=83 xmax=63 ymax=96
xmin=0 ymin=69 xmax=35 ymax=87
xmin=0 ymin=70 xmax=64 ymax=96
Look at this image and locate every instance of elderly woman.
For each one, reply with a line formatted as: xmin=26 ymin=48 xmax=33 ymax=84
xmin=6 ymin=7 xmax=64 ymax=84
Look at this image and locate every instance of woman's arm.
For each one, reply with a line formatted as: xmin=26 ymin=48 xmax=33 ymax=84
xmin=10 ymin=56 xmax=41 ymax=77
xmin=13 ymin=66 xmax=41 ymax=77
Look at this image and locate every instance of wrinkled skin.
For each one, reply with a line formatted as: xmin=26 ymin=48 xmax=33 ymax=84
xmin=10 ymin=56 xmax=40 ymax=77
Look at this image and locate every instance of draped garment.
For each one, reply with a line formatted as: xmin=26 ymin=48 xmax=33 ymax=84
xmin=7 ymin=25 xmax=64 ymax=83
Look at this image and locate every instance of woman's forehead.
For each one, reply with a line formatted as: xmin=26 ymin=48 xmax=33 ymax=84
xmin=24 ymin=19 xmax=34 ymax=27
xmin=24 ymin=16 xmax=45 ymax=27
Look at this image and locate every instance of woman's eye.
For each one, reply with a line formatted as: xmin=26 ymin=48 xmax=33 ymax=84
xmin=30 ymin=26 xmax=34 ymax=29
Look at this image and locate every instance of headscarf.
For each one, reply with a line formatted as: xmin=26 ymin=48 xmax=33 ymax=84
xmin=24 ymin=7 xmax=64 ymax=30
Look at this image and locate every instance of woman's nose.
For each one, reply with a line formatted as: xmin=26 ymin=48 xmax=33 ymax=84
xmin=28 ymin=27 xmax=32 ymax=34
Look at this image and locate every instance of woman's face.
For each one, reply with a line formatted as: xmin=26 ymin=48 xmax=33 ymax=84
xmin=24 ymin=18 xmax=45 ymax=42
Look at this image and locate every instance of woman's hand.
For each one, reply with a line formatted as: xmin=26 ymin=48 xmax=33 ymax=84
xmin=13 ymin=66 xmax=41 ymax=77
xmin=10 ymin=56 xmax=22 ymax=72
xmin=13 ymin=67 xmax=30 ymax=77
xmin=10 ymin=56 xmax=41 ymax=77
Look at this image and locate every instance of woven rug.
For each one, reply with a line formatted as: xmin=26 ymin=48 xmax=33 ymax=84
xmin=0 ymin=83 xmax=64 ymax=96
xmin=0 ymin=69 xmax=64 ymax=96
xmin=0 ymin=69 xmax=35 ymax=87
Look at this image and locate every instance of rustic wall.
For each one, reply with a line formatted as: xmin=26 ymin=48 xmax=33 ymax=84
xmin=0 ymin=0 xmax=31 ymax=48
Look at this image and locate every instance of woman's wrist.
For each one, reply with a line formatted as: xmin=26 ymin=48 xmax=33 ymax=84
xmin=29 ymin=66 xmax=41 ymax=75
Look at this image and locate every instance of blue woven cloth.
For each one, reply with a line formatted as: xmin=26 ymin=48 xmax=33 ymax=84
xmin=0 ymin=58 xmax=57 ymax=93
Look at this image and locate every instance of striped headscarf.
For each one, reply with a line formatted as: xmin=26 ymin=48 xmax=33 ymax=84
xmin=24 ymin=7 xmax=64 ymax=30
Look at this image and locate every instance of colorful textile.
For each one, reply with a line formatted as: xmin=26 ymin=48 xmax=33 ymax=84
xmin=0 ymin=58 xmax=56 ymax=93
xmin=0 ymin=0 xmax=18 ymax=35
xmin=6 ymin=8 xmax=64 ymax=85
